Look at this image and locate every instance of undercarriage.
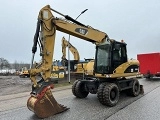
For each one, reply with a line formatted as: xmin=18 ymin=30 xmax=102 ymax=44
xmin=72 ymin=77 xmax=143 ymax=106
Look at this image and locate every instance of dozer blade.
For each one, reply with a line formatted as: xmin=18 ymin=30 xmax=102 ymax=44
xmin=27 ymin=88 xmax=69 ymax=118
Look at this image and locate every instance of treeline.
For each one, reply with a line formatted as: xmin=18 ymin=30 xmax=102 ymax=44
xmin=0 ymin=58 xmax=30 ymax=70
xmin=11 ymin=61 xmax=30 ymax=70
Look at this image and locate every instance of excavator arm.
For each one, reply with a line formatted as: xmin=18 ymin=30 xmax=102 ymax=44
xmin=61 ymin=37 xmax=80 ymax=65
xmin=27 ymin=5 xmax=108 ymax=118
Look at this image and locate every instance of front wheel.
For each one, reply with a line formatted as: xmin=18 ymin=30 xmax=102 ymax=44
xmin=103 ymin=83 xmax=119 ymax=107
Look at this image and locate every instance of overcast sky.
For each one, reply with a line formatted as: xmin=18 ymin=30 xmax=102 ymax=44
xmin=0 ymin=0 xmax=160 ymax=63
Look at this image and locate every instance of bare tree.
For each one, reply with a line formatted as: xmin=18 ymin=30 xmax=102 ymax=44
xmin=0 ymin=58 xmax=10 ymax=69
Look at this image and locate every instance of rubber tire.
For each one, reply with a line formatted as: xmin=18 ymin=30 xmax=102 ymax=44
xmin=74 ymin=81 xmax=89 ymax=98
xmin=103 ymin=83 xmax=119 ymax=107
xmin=97 ymin=83 xmax=107 ymax=105
xmin=72 ymin=80 xmax=79 ymax=96
xmin=127 ymin=79 xmax=140 ymax=97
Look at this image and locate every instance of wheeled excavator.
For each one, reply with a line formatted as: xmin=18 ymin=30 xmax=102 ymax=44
xmin=61 ymin=37 xmax=94 ymax=78
xmin=73 ymin=58 xmax=95 ymax=79
xmin=27 ymin=5 xmax=143 ymax=118
xmin=61 ymin=36 xmax=80 ymax=71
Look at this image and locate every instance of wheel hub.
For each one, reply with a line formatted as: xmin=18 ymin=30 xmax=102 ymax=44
xmin=110 ymin=90 xmax=116 ymax=100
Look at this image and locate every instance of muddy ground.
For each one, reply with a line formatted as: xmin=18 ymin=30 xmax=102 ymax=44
xmin=0 ymin=76 xmax=32 ymax=96
xmin=0 ymin=75 xmax=76 ymax=96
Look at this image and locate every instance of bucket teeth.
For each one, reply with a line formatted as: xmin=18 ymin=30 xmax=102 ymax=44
xmin=27 ymin=89 xmax=69 ymax=118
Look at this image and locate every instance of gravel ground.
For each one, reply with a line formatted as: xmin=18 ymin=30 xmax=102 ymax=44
xmin=0 ymin=75 xmax=76 ymax=96
xmin=0 ymin=76 xmax=32 ymax=96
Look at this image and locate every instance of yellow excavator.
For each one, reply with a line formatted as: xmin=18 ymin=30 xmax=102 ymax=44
xmin=74 ymin=58 xmax=94 ymax=78
xmin=61 ymin=37 xmax=94 ymax=78
xmin=51 ymin=60 xmax=65 ymax=80
xmin=27 ymin=5 xmax=143 ymax=118
xmin=61 ymin=36 xmax=80 ymax=71
xmin=84 ymin=59 xmax=94 ymax=76
xmin=19 ymin=67 xmax=30 ymax=78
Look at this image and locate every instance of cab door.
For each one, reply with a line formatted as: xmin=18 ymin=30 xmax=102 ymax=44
xmin=112 ymin=42 xmax=127 ymax=70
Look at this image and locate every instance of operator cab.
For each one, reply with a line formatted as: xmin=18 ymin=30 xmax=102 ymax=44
xmin=94 ymin=40 xmax=127 ymax=74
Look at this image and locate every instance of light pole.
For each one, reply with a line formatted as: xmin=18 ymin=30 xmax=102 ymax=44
xmin=68 ymin=9 xmax=88 ymax=83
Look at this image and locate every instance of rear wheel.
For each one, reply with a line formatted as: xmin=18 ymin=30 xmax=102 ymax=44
xmin=74 ymin=80 xmax=89 ymax=98
xmin=127 ymin=79 xmax=140 ymax=97
xmin=103 ymin=83 xmax=119 ymax=107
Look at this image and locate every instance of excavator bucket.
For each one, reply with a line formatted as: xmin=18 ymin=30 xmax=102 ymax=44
xmin=27 ymin=85 xmax=69 ymax=118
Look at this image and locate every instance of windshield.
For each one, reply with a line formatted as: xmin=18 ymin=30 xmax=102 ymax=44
xmin=95 ymin=44 xmax=110 ymax=74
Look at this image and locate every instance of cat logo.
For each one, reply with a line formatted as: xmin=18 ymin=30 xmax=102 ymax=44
xmin=75 ymin=28 xmax=88 ymax=35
